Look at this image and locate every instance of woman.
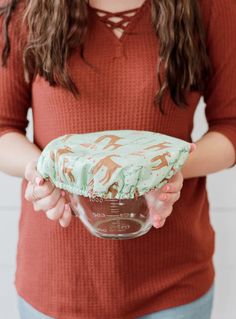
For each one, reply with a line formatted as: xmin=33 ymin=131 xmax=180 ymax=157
xmin=0 ymin=0 xmax=235 ymax=318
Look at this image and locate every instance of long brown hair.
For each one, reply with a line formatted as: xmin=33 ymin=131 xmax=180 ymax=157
xmin=0 ymin=0 xmax=210 ymax=113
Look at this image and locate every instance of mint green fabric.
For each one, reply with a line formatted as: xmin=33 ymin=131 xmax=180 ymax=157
xmin=37 ymin=130 xmax=191 ymax=199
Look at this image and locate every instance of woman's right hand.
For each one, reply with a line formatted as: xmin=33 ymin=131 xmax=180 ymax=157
xmin=24 ymin=160 xmax=72 ymax=227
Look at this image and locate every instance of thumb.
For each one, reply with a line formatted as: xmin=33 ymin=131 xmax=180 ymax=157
xmin=24 ymin=160 xmax=44 ymax=185
xmin=189 ymin=143 xmax=197 ymax=154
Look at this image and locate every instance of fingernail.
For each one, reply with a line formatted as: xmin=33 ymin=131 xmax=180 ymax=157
xmin=154 ymin=221 xmax=161 ymax=228
xmin=36 ymin=177 xmax=44 ymax=186
xmin=165 ymin=185 xmax=170 ymax=192
xmin=61 ymin=190 xmax=66 ymax=197
xmin=190 ymin=143 xmax=197 ymax=152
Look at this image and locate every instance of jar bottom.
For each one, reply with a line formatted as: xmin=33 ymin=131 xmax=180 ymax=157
xmin=79 ymin=216 xmax=152 ymax=240
xmin=70 ymin=193 xmax=153 ymax=239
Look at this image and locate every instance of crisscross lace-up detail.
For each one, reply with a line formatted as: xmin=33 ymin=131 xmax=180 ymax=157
xmin=95 ymin=8 xmax=140 ymax=32
xmin=90 ymin=6 xmax=142 ymax=39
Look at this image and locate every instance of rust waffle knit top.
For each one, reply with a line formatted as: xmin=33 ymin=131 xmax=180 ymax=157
xmin=1 ymin=0 xmax=236 ymax=318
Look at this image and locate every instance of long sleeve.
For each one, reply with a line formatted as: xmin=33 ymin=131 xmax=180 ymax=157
xmin=203 ymin=0 xmax=236 ymax=167
xmin=0 ymin=1 xmax=31 ymax=138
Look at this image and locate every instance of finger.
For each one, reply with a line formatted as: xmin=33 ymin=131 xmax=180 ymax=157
xmin=59 ymin=204 xmax=72 ymax=228
xmin=144 ymin=189 xmax=162 ymax=208
xmin=33 ymin=188 xmax=62 ymax=212
xmin=25 ymin=181 xmax=54 ymax=202
xmin=152 ymin=217 xmax=166 ymax=229
xmin=161 ymin=181 xmax=183 ymax=193
xmin=150 ymin=204 xmax=173 ymax=221
xmin=24 ymin=161 xmax=44 ymax=185
xmin=25 ymin=182 xmax=35 ymax=201
xmin=168 ymin=171 xmax=183 ymax=184
xmin=30 ymin=181 xmax=55 ymax=201
xmin=158 ymin=191 xmax=181 ymax=205
xmin=145 ymin=189 xmax=181 ymax=216
xmin=161 ymin=174 xmax=183 ymax=193
xmin=33 ymin=201 xmax=38 ymax=212
xmin=46 ymin=197 xmax=65 ymax=221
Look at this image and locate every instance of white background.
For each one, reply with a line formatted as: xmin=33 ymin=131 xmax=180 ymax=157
xmin=0 ymin=100 xmax=235 ymax=319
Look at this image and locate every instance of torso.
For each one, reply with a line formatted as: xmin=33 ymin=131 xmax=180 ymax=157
xmin=32 ymin=0 xmax=199 ymax=149
xmin=15 ymin=1 xmax=215 ymax=318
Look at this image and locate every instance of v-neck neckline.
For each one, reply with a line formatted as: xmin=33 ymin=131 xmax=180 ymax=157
xmin=88 ymin=0 xmax=150 ymax=44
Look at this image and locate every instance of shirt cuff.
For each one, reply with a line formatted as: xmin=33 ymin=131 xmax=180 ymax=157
xmin=206 ymin=124 xmax=236 ymax=168
xmin=0 ymin=128 xmax=26 ymax=138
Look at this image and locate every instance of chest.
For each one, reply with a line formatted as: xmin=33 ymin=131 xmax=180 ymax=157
xmin=33 ymin=0 xmax=159 ymax=104
xmin=31 ymin=0 xmax=201 ymax=148
xmin=70 ymin=0 xmax=158 ymax=96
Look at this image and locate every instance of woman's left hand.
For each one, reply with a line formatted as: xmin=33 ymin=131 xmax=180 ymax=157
xmin=144 ymin=171 xmax=183 ymax=228
xmin=144 ymin=143 xmax=196 ymax=228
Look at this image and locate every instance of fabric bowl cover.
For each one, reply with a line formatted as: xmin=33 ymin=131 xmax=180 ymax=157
xmin=37 ymin=130 xmax=191 ymax=199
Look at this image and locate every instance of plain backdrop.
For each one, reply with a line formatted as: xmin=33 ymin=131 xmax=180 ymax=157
xmin=0 ymin=99 xmax=236 ymax=319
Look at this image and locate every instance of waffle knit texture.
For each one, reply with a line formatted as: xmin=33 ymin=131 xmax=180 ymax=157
xmin=0 ymin=0 xmax=236 ymax=318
